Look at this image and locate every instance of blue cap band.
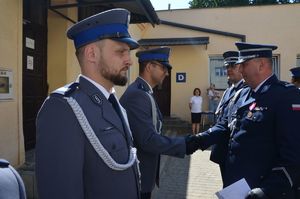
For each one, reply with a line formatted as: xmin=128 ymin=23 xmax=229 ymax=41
xmin=73 ymin=23 xmax=129 ymax=48
xmin=138 ymin=53 xmax=169 ymax=62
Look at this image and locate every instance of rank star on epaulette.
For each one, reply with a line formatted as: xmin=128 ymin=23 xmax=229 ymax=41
xmin=292 ymin=104 xmax=300 ymax=111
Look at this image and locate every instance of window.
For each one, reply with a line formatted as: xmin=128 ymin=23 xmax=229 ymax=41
xmin=209 ymin=56 xmax=227 ymax=90
xmin=272 ymin=55 xmax=280 ymax=78
xmin=296 ymin=54 xmax=300 ymax=67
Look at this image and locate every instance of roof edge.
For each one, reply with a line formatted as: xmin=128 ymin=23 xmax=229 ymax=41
xmin=138 ymin=37 xmax=209 ymax=46
xmin=161 ymin=20 xmax=246 ymax=42
xmin=136 ymin=0 xmax=161 ymax=26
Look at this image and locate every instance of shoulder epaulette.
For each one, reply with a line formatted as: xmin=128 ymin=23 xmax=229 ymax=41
xmin=137 ymin=82 xmax=150 ymax=93
xmin=0 ymin=159 xmax=9 ymax=167
xmin=52 ymin=82 xmax=79 ymax=96
xmin=278 ymin=81 xmax=294 ymax=88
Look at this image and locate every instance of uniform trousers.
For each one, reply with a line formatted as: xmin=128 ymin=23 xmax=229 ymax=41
xmin=141 ymin=192 xmax=151 ymax=199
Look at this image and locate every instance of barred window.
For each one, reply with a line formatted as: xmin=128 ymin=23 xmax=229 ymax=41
xmin=296 ymin=54 xmax=300 ymax=67
xmin=209 ymin=56 xmax=227 ymax=90
xmin=272 ymin=55 xmax=280 ymax=78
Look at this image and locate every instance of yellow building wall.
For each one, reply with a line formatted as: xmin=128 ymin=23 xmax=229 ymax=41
xmin=0 ymin=0 xmax=24 ymax=166
xmin=47 ymin=4 xmax=300 ymax=123
xmin=140 ymin=23 xmax=239 ymax=121
xmin=157 ymin=4 xmax=300 ymax=81
xmin=48 ymin=8 xmax=81 ymax=93
xmin=48 ymin=10 xmax=68 ymax=93
xmin=65 ymin=9 xmax=81 ymax=83
xmin=133 ymin=4 xmax=300 ymax=121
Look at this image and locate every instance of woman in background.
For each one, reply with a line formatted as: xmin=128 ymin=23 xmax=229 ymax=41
xmin=189 ymin=88 xmax=203 ymax=134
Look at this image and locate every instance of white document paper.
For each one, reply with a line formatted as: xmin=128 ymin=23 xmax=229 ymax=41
xmin=215 ymin=178 xmax=251 ymax=199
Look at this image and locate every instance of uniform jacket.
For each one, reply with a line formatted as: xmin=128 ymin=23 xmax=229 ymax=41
xmin=120 ymin=77 xmax=186 ymax=193
xmin=210 ymin=80 xmax=245 ymax=165
xmin=202 ymin=75 xmax=300 ymax=198
xmin=36 ymin=76 xmax=140 ymax=199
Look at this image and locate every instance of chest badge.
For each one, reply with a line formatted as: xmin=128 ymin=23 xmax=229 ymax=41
xmin=247 ymin=111 xmax=253 ymax=118
xmin=249 ymin=102 xmax=256 ymax=111
xmin=247 ymin=102 xmax=256 ymax=118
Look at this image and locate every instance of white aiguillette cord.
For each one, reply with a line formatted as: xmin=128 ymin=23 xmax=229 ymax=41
xmin=65 ymin=96 xmax=137 ymax=171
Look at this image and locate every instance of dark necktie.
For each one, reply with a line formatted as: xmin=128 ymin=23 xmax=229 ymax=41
xmin=250 ymin=90 xmax=257 ymax=98
xmin=246 ymin=90 xmax=256 ymax=101
xmin=108 ymin=94 xmax=131 ymax=145
xmin=229 ymin=87 xmax=236 ymax=96
xmin=108 ymin=94 xmax=123 ymax=121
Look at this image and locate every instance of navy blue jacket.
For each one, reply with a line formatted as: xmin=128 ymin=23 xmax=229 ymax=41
xmin=201 ymin=75 xmax=300 ymax=198
xmin=36 ymin=76 xmax=140 ymax=199
xmin=210 ymin=80 xmax=245 ymax=165
xmin=120 ymin=77 xmax=186 ymax=193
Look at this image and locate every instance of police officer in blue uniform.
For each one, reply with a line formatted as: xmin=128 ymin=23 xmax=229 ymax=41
xmin=290 ymin=66 xmax=300 ymax=88
xmin=0 ymin=159 xmax=26 ymax=199
xmin=198 ymin=42 xmax=300 ymax=199
xmin=210 ymin=51 xmax=245 ymax=184
xmin=36 ymin=9 xmax=141 ymax=199
xmin=120 ymin=47 xmax=200 ymax=199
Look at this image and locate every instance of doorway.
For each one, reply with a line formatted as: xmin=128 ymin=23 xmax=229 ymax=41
xmin=153 ymin=71 xmax=171 ymax=116
xmin=23 ymin=0 xmax=48 ymax=150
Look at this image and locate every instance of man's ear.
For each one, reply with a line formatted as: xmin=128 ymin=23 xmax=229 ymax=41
xmin=145 ymin=62 xmax=152 ymax=72
xmin=258 ymin=58 xmax=265 ymax=71
xmin=84 ymin=43 xmax=98 ymax=63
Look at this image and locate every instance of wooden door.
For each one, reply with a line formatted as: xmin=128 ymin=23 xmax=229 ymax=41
xmin=153 ymin=71 xmax=171 ymax=116
xmin=23 ymin=0 xmax=48 ymax=150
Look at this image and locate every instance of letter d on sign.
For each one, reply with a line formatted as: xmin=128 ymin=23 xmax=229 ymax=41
xmin=176 ymin=73 xmax=186 ymax=83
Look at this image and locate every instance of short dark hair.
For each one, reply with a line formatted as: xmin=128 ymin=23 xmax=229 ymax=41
xmin=75 ymin=46 xmax=85 ymax=66
xmin=292 ymin=77 xmax=300 ymax=84
xmin=139 ymin=61 xmax=149 ymax=75
xmin=193 ymin=88 xmax=201 ymax=95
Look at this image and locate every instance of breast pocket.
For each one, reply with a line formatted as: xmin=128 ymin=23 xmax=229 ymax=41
xmin=240 ymin=110 xmax=265 ymax=131
xmin=246 ymin=110 xmax=264 ymax=122
xmin=97 ymin=126 xmax=129 ymax=163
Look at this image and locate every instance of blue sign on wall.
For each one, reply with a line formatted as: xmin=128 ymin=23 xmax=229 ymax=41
xmin=176 ymin=73 xmax=186 ymax=83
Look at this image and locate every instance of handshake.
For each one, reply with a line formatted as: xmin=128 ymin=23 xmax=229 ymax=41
xmin=185 ymin=133 xmax=204 ymax=155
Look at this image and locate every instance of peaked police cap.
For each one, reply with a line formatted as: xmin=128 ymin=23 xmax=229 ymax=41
xmin=235 ymin=42 xmax=277 ymax=64
xmin=67 ymin=8 xmax=139 ymax=49
xmin=223 ymin=51 xmax=239 ymax=66
xmin=136 ymin=47 xmax=172 ymax=69
xmin=290 ymin=66 xmax=300 ymax=78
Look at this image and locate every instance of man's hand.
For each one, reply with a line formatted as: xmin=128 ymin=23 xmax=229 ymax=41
xmin=246 ymin=188 xmax=269 ymax=199
xmin=195 ymin=133 xmax=206 ymax=151
xmin=185 ymin=135 xmax=202 ymax=155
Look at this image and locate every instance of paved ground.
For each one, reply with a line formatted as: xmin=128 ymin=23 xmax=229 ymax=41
xmin=152 ymin=150 xmax=222 ymax=199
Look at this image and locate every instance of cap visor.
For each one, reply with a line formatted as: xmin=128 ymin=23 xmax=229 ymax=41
xmin=235 ymin=58 xmax=247 ymax=64
xmin=113 ymin=37 xmax=139 ymax=50
xmin=161 ymin=62 xmax=172 ymax=69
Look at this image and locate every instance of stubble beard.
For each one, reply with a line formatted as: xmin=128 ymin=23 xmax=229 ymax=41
xmin=100 ymin=61 xmax=128 ymax=86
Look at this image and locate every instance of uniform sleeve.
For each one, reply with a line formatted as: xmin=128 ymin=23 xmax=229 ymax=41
xmin=261 ymin=88 xmax=300 ymax=198
xmin=199 ymin=119 xmax=229 ymax=150
xmin=35 ymin=96 xmax=85 ymax=199
xmin=121 ymin=90 xmax=186 ymax=157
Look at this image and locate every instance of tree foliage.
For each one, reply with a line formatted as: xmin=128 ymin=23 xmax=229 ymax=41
xmin=189 ymin=0 xmax=299 ymax=8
